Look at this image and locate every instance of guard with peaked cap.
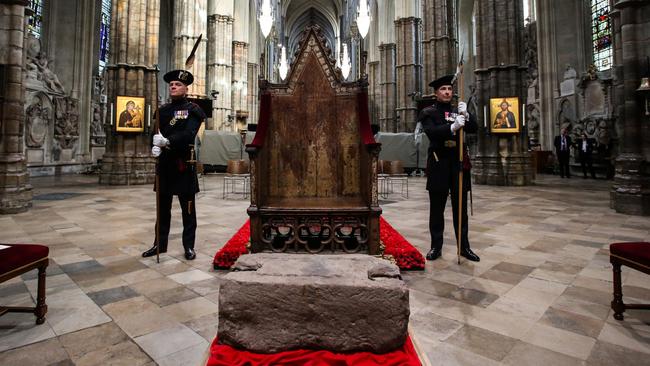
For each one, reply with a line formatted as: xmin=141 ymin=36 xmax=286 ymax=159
xmin=417 ymin=74 xmax=480 ymax=262
xmin=142 ymin=67 xmax=206 ymax=261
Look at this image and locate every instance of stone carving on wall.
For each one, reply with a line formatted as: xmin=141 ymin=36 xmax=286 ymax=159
xmin=25 ymin=94 xmax=52 ymax=148
xmin=91 ymin=74 xmax=107 ymax=146
xmin=524 ymin=21 xmax=540 ymax=147
xmin=90 ymin=102 xmax=106 ymax=146
xmin=571 ymin=66 xmax=617 ymax=178
xmin=52 ymin=96 xmax=80 ymax=160
xmin=25 ymin=36 xmax=65 ymax=94
xmin=524 ymin=21 xmax=538 ymax=87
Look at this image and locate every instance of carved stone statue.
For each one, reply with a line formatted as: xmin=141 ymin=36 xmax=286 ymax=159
xmin=24 ymin=35 xmax=65 ymax=94
xmin=53 ymin=96 xmax=80 ymax=151
xmin=25 ymin=96 xmax=50 ymax=148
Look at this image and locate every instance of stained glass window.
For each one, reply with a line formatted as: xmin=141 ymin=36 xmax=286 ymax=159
xmin=98 ymin=0 xmax=112 ymax=74
xmin=27 ymin=0 xmax=44 ymax=39
xmin=591 ymin=0 xmax=612 ymax=71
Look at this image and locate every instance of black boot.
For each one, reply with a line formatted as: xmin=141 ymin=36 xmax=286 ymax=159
xmin=460 ymin=247 xmax=480 ymax=262
xmin=426 ymin=248 xmax=441 ymax=261
xmin=142 ymin=244 xmax=166 ymax=258
xmin=184 ymin=247 xmax=196 ymax=260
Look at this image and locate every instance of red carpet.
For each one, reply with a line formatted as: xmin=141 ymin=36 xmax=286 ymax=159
xmin=213 ymin=217 xmax=425 ymax=270
xmin=206 ymin=336 xmax=422 ymax=366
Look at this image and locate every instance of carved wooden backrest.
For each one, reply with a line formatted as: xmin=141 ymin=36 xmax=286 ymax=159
xmin=247 ymin=26 xmax=381 ymax=254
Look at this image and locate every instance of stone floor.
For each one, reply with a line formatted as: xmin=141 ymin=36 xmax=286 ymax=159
xmin=0 ymin=173 xmax=649 ymax=365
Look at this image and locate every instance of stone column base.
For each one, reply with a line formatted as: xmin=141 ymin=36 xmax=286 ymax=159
xmin=472 ymin=154 xmax=534 ymax=186
xmin=611 ymin=153 xmax=650 ymax=216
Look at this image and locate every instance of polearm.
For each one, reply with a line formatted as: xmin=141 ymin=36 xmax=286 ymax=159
xmin=451 ymin=52 xmax=465 ymax=265
xmin=154 ymin=66 xmax=161 ymax=264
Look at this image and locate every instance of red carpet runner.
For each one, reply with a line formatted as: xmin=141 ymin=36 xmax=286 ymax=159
xmin=213 ymin=217 xmax=425 ymax=270
xmin=206 ymin=336 xmax=422 ymax=366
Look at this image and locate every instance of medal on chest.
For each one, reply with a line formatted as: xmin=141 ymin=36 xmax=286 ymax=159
xmin=444 ymin=111 xmax=457 ymax=123
xmin=169 ymin=110 xmax=189 ymax=126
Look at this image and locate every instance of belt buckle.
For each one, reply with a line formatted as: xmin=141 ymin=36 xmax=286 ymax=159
xmin=444 ymin=140 xmax=456 ymax=148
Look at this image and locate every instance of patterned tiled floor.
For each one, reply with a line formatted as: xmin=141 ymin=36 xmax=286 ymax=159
xmin=0 ymin=173 xmax=649 ymax=365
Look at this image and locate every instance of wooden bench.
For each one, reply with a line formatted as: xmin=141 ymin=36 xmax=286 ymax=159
xmin=0 ymin=244 xmax=49 ymax=324
xmin=610 ymin=242 xmax=650 ymax=320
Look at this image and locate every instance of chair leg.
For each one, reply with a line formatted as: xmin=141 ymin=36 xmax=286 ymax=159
xmin=611 ymin=262 xmax=625 ymax=321
xmin=35 ymin=264 xmax=48 ymax=324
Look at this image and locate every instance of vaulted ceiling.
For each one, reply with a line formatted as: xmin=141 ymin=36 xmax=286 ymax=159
xmin=281 ymin=0 xmax=344 ymax=57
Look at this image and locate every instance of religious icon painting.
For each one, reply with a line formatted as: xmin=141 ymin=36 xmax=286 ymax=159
xmin=489 ymin=97 xmax=520 ymax=133
xmin=115 ymin=96 xmax=146 ymax=132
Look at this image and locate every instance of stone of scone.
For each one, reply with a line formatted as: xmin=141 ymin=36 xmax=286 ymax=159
xmin=218 ymin=253 xmax=410 ymax=353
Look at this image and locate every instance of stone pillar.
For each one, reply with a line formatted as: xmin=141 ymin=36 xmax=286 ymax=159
xmin=367 ymin=60 xmax=380 ymax=127
xmin=207 ymin=14 xmax=233 ymax=131
xmin=246 ymin=62 xmax=258 ymax=126
xmin=99 ymin=0 xmax=159 ymax=186
xmin=610 ymin=0 xmax=650 ymax=215
xmin=472 ymin=0 xmax=533 ymax=186
xmin=232 ymin=41 xmax=248 ymax=131
xmin=173 ymin=0 xmax=207 ymax=98
xmin=378 ymin=43 xmax=396 ymax=132
xmin=421 ymin=0 xmax=456 ymax=91
xmin=395 ymin=17 xmax=421 ymax=132
xmin=0 ymin=0 xmax=32 ymax=213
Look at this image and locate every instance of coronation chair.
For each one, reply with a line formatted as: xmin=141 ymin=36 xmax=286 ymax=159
xmin=610 ymin=242 xmax=650 ymax=320
xmin=0 ymin=244 xmax=49 ymax=324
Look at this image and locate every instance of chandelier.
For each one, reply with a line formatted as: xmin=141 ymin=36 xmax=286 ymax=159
xmin=259 ymin=0 xmax=274 ymax=38
xmin=278 ymin=45 xmax=289 ymax=80
xmin=357 ymin=0 xmax=371 ymax=39
xmin=340 ymin=43 xmax=351 ymax=80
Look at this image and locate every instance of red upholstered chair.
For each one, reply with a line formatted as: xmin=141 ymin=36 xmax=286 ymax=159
xmin=0 ymin=244 xmax=49 ymax=324
xmin=610 ymin=242 xmax=650 ymax=320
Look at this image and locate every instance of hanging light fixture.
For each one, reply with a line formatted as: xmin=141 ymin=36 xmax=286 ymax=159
xmin=357 ymin=0 xmax=371 ymax=39
xmin=259 ymin=0 xmax=274 ymax=38
xmin=278 ymin=45 xmax=289 ymax=80
xmin=341 ymin=43 xmax=351 ymax=80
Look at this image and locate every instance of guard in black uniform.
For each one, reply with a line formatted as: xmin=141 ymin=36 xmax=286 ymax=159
xmin=142 ymin=69 xmax=206 ymax=260
xmin=418 ymin=75 xmax=480 ymax=262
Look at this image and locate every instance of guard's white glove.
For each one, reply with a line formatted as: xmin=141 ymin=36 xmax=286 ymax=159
xmin=153 ymin=133 xmax=169 ymax=147
xmin=450 ymin=114 xmax=466 ymax=133
xmin=458 ymin=102 xmax=467 ymax=115
xmin=151 ymin=146 xmax=162 ymax=157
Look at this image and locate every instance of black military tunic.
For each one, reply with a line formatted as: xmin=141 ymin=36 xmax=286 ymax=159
xmin=153 ymin=97 xmax=206 ymax=251
xmin=156 ymin=98 xmax=206 ymax=195
xmin=417 ymin=101 xmax=477 ymax=251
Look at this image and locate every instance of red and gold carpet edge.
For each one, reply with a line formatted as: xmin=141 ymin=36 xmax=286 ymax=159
xmin=212 ymin=217 xmax=425 ymax=271
xmin=205 ymin=335 xmax=422 ymax=366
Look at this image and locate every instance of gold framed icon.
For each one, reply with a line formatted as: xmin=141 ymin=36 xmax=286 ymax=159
xmin=489 ymin=97 xmax=520 ymax=133
xmin=115 ymin=96 xmax=145 ymax=132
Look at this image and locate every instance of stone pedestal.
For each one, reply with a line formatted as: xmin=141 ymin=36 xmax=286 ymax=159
xmin=218 ymin=253 xmax=409 ymax=354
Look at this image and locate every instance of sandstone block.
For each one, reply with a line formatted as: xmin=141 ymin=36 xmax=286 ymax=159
xmin=218 ymin=253 xmax=410 ymax=354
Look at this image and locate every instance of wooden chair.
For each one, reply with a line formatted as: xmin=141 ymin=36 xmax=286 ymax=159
xmin=0 ymin=244 xmax=49 ymax=324
xmin=610 ymin=242 xmax=650 ymax=320
xmin=246 ymin=25 xmax=382 ymax=255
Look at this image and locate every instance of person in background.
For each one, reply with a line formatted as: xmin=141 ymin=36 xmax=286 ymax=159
xmin=554 ymin=127 xmax=572 ymax=178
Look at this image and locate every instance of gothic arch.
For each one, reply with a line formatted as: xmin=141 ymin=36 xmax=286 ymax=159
xmin=284 ymin=1 xmax=340 ymax=58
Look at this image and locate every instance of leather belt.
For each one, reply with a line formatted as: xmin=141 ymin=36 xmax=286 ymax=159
xmin=443 ymin=140 xmax=457 ymax=148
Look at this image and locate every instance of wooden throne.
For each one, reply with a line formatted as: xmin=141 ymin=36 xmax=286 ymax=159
xmin=246 ymin=26 xmax=382 ymax=255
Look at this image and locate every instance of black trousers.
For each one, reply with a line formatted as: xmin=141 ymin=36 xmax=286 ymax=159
xmin=579 ymin=154 xmax=596 ymax=178
xmin=429 ymin=189 xmax=470 ymax=251
xmin=557 ymin=151 xmax=571 ymax=177
xmin=155 ymin=193 xmax=196 ymax=251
